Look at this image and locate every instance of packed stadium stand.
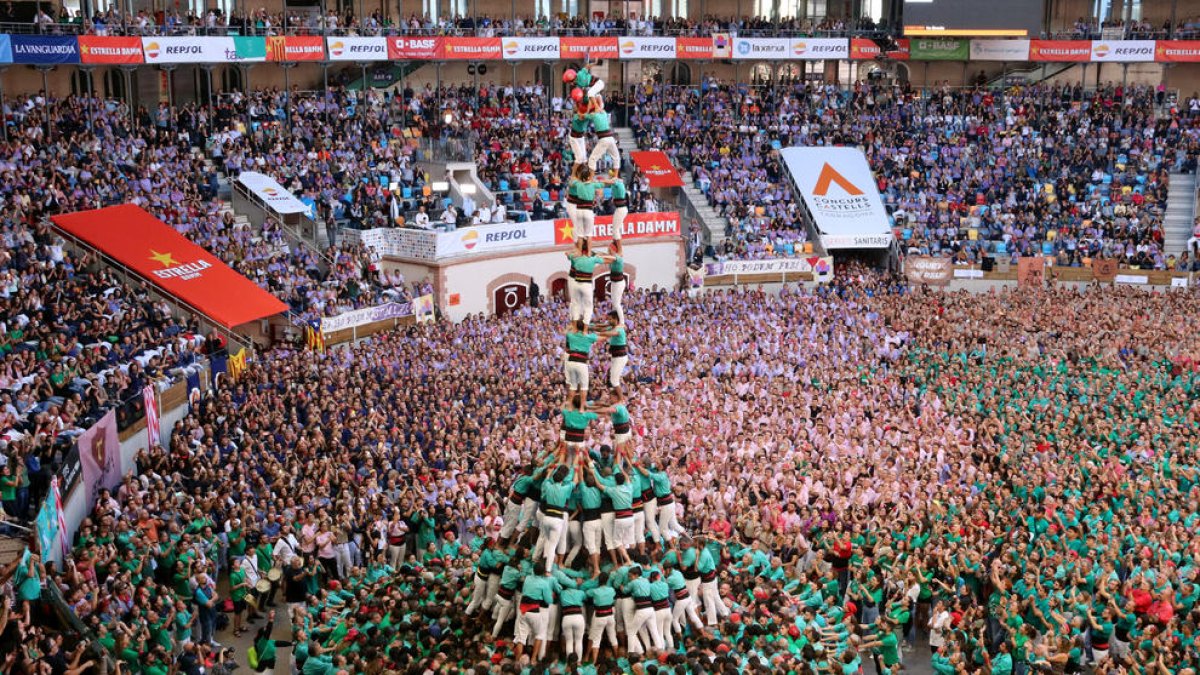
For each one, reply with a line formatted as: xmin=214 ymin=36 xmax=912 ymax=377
xmin=1 ymin=1 xmax=1200 ymax=673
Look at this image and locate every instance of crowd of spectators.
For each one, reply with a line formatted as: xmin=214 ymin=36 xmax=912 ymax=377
xmin=630 ymin=79 xmax=1200 ymax=266
xmin=9 ymin=1 xmax=1200 ymax=40
xmin=1 ymin=270 xmax=1195 ymax=675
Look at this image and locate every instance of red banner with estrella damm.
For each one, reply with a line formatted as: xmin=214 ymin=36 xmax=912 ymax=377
xmin=51 ymin=204 xmax=289 ymax=327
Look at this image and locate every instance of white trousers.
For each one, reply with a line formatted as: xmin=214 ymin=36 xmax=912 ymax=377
xmin=658 ymin=501 xmax=682 ymax=541
xmin=568 ymin=135 xmax=587 ymax=165
xmin=565 ymin=359 xmax=589 ymax=391
xmin=565 ymin=519 xmax=583 ymax=565
xmin=656 ymin=607 xmax=674 ymax=651
xmin=562 ymin=612 xmax=586 ymax=656
xmin=587 ymin=136 xmax=620 ymax=173
xmin=613 ymin=515 xmax=634 ymax=549
xmin=627 ymin=606 xmax=664 ymax=654
xmin=632 ymin=510 xmax=646 ymax=547
xmin=575 ymin=208 xmax=595 ymax=240
xmin=672 ymin=591 xmax=703 ymax=633
xmin=700 ymin=579 xmax=729 ymax=626
xmin=492 ymin=594 xmax=514 ymax=636
xmin=612 ymin=206 xmax=627 ymax=240
xmin=589 ymin=613 xmax=617 ymax=648
xmin=516 ymin=608 xmax=548 ymax=644
xmin=583 ymin=518 xmax=603 ymax=555
xmin=536 ymin=513 xmax=567 ymax=571
xmin=609 ymin=278 xmax=626 ymax=325
xmin=643 ymin=500 xmax=661 ymax=544
xmin=466 ymin=573 xmax=489 ymax=615
xmin=499 ymin=498 xmax=538 ymax=539
xmin=568 ymin=278 xmax=594 ymax=325
xmin=600 ymin=512 xmax=616 ymax=551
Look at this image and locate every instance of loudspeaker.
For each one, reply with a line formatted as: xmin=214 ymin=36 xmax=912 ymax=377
xmin=981 ymin=256 xmax=995 ymax=272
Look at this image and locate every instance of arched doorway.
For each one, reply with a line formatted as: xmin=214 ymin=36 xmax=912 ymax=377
xmin=493 ymin=282 xmax=528 ymax=317
xmin=550 ymin=278 xmax=568 ymax=302
xmin=593 ymin=273 xmax=610 ymax=306
xmin=104 ymin=69 xmax=126 ymax=100
xmin=667 ymin=62 xmax=691 ymax=85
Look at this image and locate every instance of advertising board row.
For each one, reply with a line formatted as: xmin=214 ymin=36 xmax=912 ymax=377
xmin=0 ymin=34 xmax=1196 ymax=64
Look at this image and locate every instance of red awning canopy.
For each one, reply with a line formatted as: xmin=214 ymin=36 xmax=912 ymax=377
xmin=630 ymin=150 xmax=685 ymax=188
xmin=52 ymin=204 xmax=290 ymax=328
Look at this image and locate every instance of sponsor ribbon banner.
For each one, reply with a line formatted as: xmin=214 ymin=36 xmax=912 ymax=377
xmin=630 ymin=150 xmax=684 ymax=188
xmin=1090 ymin=40 xmax=1155 ymax=62
xmin=142 ymin=36 xmax=239 ymax=63
xmin=77 ymin=410 xmax=121 ymax=507
xmin=437 ymin=221 xmax=556 ymax=257
xmin=904 ymin=257 xmax=953 ymax=286
xmin=618 ymin=37 xmax=676 ymax=59
xmin=1115 ymin=274 xmax=1148 ymax=285
xmin=1029 ymin=39 xmax=1091 ymax=62
xmin=706 ymin=258 xmax=820 ymax=275
xmin=712 ymin=33 xmax=732 ymax=58
xmin=11 ymin=35 xmax=79 ymax=64
xmin=968 ymin=39 xmax=1030 ymax=61
xmin=850 ymin=37 xmax=910 ymax=60
xmin=780 ymin=147 xmax=893 ymax=250
xmin=560 ymin=37 xmax=618 ymax=60
xmin=443 ymin=37 xmax=502 ymax=59
xmin=733 ymin=37 xmax=790 ymax=59
xmin=387 ymin=36 xmax=442 ymax=59
xmin=1156 ymin=40 xmax=1200 ymax=62
xmin=267 ymin=36 xmax=325 ymax=61
xmin=790 ymin=38 xmax=848 ymax=60
xmin=35 ymin=491 xmax=59 ymax=558
xmin=326 ymin=36 xmax=388 ymax=61
xmin=78 ymin=36 xmax=143 ymax=64
xmin=52 ymin=205 xmax=289 ymax=327
xmin=554 ymin=211 xmax=681 ymax=244
xmin=321 ymin=301 xmax=413 ymax=333
xmin=233 ymin=36 xmax=267 ymax=61
xmin=237 ymin=171 xmax=311 ymax=214
xmin=0 ymin=35 xmax=10 ymax=63
xmin=501 ymin=37 xmax=560 ymax=60
xmin=910 ymin=38 xmax=969 ymax=60
xmin=676 ymin=37 xmax=713 ymax=59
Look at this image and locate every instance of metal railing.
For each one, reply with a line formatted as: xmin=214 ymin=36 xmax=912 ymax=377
xmin=230 ymin=176 xmax=336 ymax=271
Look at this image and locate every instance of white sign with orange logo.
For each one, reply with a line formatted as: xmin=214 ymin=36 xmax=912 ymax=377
xmin=435 ymin=221 xmax=556 ymax=257
xmin=618 ymin=37 xmax=677 ymax=59
xmin=789 ymin=38 xmax=848 ymax=60
xmin=779 ymin=147 xmax=893 ymax=249
xmin=237 ymin=171 xmax=311 ymax=214
xmin=141 ymin=37 xmax=235 ymax=63
xmin=324 ymin=36 xmax=388 ymax=61
xmin=501 ymin=37 xmax=560 ymax=60
xmin=1090 ymin=40 xmax=1155 ymax=62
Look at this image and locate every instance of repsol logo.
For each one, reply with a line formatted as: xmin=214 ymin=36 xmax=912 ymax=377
xmin=166 ymin=45 xmax=202 ymax=54
xmin=484 ymin=229 xmax=527 ymax=242
xmin=642 ymin=44 xmax=673 ymax=52
xmin=523 ymin=44 xmax=557 ymax=52
xmin=350 ymin=44 xmax=384 ymax=53
xmin=1113 ymin=46 xmax=1152 ymax=55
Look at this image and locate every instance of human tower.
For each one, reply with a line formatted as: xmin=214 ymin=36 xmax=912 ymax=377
xmin=462 ymin=66 xmax=730 ymax=665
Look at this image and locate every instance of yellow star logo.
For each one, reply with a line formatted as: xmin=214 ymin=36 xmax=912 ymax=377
xmin=649 ymin=164 xmax=661 ymax=171
xmin=80 ymin=44 xmax=90 ymax=54
xmin=149 ymin=250 xmax=179 ymax=267
xmin=558 ymin=220 xmax=575 ymax=242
